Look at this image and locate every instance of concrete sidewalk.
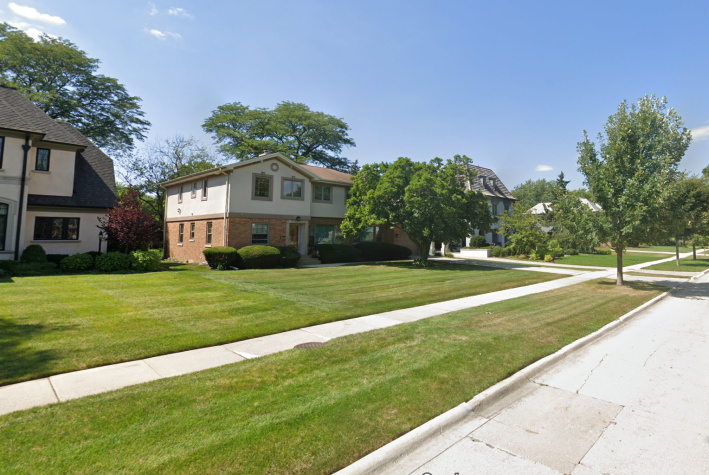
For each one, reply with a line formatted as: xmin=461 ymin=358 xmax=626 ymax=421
xmin=370 ymin=272 xmax=709 ymax=475
xmin=0 ymin=266 xmax=616 ymax=417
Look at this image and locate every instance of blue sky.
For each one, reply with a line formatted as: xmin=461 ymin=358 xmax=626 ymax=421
xmin=2 ymin=1 xmax=708 ymax=190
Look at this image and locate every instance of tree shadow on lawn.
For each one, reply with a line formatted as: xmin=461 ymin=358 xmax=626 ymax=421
xmin=0 ymin=318 xmax=64 ymax=386
xmin=362 ymin=261 xmax=508 ymax=273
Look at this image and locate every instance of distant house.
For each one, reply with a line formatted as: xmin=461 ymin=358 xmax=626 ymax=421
xmin=438 ymin=165 xmax=517 ymax=253
xmin=0 ymin=86 xmax=117 ymax=260
xmin=160 ymin=152 xmax=419 ymax=264
xmin=529 ymin=198 xmax=602 ymax=215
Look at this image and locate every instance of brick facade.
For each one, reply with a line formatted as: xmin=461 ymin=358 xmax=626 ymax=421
xmin=166 ymin=218 xmax=225 ymax=264
xmin=227 ymin=217 xmax=288 ymax=249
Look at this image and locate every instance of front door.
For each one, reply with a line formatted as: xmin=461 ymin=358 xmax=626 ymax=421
xmin=289 ymin=224 xmax=300 ymax=252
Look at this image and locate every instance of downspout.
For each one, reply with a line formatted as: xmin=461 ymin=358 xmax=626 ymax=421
xmin=162 ymin=184 xmax=168 ymax=259
xmin=223 ymin=171 xmax=230 ymax=246
xmin=14 ymin=135 xmax=30 ymax=260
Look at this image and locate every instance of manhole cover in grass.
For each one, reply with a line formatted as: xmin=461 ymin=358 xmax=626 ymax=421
xmin=294 ymin=342 xmax=326 ymax=349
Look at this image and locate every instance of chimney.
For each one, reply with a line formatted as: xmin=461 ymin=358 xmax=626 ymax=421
xmin=259 ymin=150 xmax=271 ymax=157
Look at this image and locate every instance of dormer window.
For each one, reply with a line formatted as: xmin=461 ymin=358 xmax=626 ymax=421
xmin=481 ymin=177 xmax=487 ymax=187
xmin=35 ymin=148 xmax=50 ymax=171
xmin=490 ymin=178 xmax=496 ymax=188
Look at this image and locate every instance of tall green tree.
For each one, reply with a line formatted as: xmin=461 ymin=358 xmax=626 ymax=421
xmin=202 ymin=101 xmax=356 ymax=171
xmin=0 ymin=23 xmax=149 ymax=154
xmin=341 ymin=155 xmax=494 ymax=264
xmin=578 ymin=95 xmax=691 ymax=285
xmin=117 ymin=135 xmax=220 ymax=232
xmin=498 ymin=202 xmax=548 ymax=255
xmin=510 ymin=179 xmax=556 ymax=210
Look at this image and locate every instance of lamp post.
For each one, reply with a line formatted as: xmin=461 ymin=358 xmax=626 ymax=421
xmin=98 ymin=231 xmax=104 ymax=254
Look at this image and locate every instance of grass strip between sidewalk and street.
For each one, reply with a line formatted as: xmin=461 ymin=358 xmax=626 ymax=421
xmin=0 ymin=262 xmax=560 ymax=385
xmin=642 ymin=256 xmax=709 ymax=273
xmin=0 ymin=279 xmax=665 ymax=474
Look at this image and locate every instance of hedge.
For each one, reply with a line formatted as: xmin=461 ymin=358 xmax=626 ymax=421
xmin=278 ymin=247 xmax=301 ymax=268
xmin=60 ymin=253 xmax=94 ymax=272
xmin=130 ymin=250 xmax=162 ymax=271
xmin=353 ymin=242 xmax=412 ymax=261
xmin=316 ymin=244 xmax=362 ymax=264
xmin=203 ymin=246 xmax=240 ymax=269
xmin=46 ymin=254 xmax=69 ymax=266
xmin=468 ymin=235 xmax=488 ymax=248
xmin=0 ymin=260 xmax=58 ymax=276
xmin=237 ymin=245 xmax=282 ymax=269
xmin=95 ymin=252 xmax=131 ymax=272
xmin=20 ymin=244 xmax=47 ymax=264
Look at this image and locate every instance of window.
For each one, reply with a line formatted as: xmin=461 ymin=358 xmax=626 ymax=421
xmin=282 ymin=177 xmax=304 ymax=200
xmin=313 ymin=184 xmax=332 ymax=202
xmin=178 ymin=185 xmax=183 ymax=203
xmin=191 ymin=183 xmax=197 ymax=198
xmin=189 ymin=223 xmax=195 ymax=241
xmin=309 ymin=224 xmax=344 ymax=246
xmin=202 ymin=179 xmax=208 ymax=200
xmin=345 ymin=188 xmax=352 ymax=205
xmin=251 ymin=222 xmax=269 ymax=244
xmin=358 ymin=226 xmax=380 ymax=243
xmin=252 ymin=173 xmax=273 ymax=200
xmin=178 ymin=224 xmax=184 ymax=244
xmin=35 ymin=148 xmax=50 ymax=171
xmin=206 ymin=222 xmax=213 ymax=246
xmin=0 ymin=203 xmax=7 ymax=251
xmin=0 ymin=136 xmax=5 ymax=169
xmin=33 ymin=217 xmax=79 ymax=240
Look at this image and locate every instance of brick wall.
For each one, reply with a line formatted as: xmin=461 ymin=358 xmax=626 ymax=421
xmin=166 ymin=218 xmax=225 ymax=264
xmin=227 ymin=217 xmax=288 ymax=249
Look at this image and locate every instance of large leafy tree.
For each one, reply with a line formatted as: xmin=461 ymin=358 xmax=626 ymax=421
xmin=498 ymin=203 xmax=548 ymax=255
xmin=0 ymin=23 xmax=149 ymax=154
xmin=341 ymin=155 xmax=494 ymax=264
xmin=118 ymin=135 xmax=220 ymax=231
xmin=202 ymin=101 xmax=356 ymax=171
xmin=511 ymin=178 xmax=556 ymax=210
xmin=578 ymin=95 xmax=691 ymax=285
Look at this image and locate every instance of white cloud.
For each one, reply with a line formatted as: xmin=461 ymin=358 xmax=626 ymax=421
xmin=147 ymin=28 xmax=181 ymax=40
xmin=8 ymin=21 xmax=56 ymax=41
xmin=168 ymin=7 xmax=193 ymax=18
xmin=8 ymin=2 xmax=65 ymax=25
xmin=148 ymin=2 xmax=158 ymax=15
xmin=535 ymin=165 xmax=554 ymax=172
xmin=691 ymin=125 xmax=709 ymax=142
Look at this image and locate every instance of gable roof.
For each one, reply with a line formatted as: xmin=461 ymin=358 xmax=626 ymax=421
xmin=0 ymin=86 xmax=88 ymax=146
xmin=160 ymin=152 xmax=354 ymax=187
xmin=530 ymin=198 xmax=602 ymax=214
xmin=468 ymin=165 xmax=517 ymax=201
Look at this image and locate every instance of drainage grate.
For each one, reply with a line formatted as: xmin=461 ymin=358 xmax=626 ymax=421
xmin=294 ymin=342 xmax=326 ymax=349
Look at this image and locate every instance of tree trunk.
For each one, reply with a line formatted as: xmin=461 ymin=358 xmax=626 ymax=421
xmin=693 ymin=241 xmax=696 ymax=260
xmin=676 ymin=239 xmax=680 ymax=266
xmin=616 ymin=237 xmax=623 ymax=286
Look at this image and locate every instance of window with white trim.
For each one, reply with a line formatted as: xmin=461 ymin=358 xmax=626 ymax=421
xmin=190 ymin=223 xmax=195 ymax=241
xmin=178 ymin=185 xmax=183 ymax=203
xmin=191 ymin=182 xmax=197 ymax=198
xmin=178 ymin=224 xmax=184 ymax=244
xmin=202 ymin=179 xmax=208 ymax=200
xmin=206 ymin=222 xmax=213 ymax=245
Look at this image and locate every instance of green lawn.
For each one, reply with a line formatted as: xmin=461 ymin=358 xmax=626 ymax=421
xmin=0 ymin=279 xmax=664 ymax=474
xmin=628 ymin=245 xmax=692 ymax=253
xmin=0 ymin=262 xmax=561 ymax=385
xmin=555 ymin=252 xmax=669 ymax=267
xmin=643 ymin=256 xmax=709 ymax=273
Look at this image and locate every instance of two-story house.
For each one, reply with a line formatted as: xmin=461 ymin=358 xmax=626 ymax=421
xmin=161 ymin=152 xmax=362 ymax=263
xmin=0 ymin=86 xmax=117 ymax=260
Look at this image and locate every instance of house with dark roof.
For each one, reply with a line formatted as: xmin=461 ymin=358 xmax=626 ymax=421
xmin=437 ymin=165 xmax=517 ymax=253
xmin=0 ymin=86 xmax=117 ymax=260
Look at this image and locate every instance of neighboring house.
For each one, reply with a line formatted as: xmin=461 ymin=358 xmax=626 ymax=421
xmin=160 ymin=152 xmax=421 ymax=264
xmin=529 ymin=198 xmax=603 ymax=215
xmin=439 ymin=165 xmax=517 ymax=252
xmin=0 ymin=86 xmax=117 ymax=260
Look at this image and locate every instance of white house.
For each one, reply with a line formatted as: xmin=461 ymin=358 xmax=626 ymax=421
xmin=0 ymin=86 xmax=117 ymax=260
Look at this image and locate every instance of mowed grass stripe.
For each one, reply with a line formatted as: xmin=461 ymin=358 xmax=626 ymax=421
xmin=0 ymin=263 xmax=560 ymax=385
xmin=0 ymin=280 xmax=663 ymax=474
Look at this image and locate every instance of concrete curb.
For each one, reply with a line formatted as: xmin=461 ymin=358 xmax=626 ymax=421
xmin=334 ymin=290 xmax=671 ymax=475
xmin=689 ymin=266 xmax=709 ymax=282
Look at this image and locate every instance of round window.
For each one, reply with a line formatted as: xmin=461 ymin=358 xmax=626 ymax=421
xmin=270 ymin=163 xmax=279 ymax=172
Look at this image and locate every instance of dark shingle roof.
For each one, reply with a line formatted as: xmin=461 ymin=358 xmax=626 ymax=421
xmin=468 ymin=165 xmax=517 ymax=201
xmin=0 ymin=86 xmax=88 ymax=146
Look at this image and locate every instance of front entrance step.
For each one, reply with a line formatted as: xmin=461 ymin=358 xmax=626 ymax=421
xmin=297 ymin=256 xmax=321 ymax=267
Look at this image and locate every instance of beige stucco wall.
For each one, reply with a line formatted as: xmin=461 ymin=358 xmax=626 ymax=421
xmin=310 ymin=185 xmax=348 ymax=218
xmin=24 ymin=208 xmax=108 ymax=255
xmin=165 ymin=173 xmax=228 ymax=220
xmin=26 ymin=142 xmax=77 ymax=197
xmin=0 ymin=133 xmax=29 ymax=259
xmin=229 ymin=158 xmax=312 ymax=217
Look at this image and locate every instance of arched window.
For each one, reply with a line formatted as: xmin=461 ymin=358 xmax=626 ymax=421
xmin=0 ymin=203 xmax=8 ymax=251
